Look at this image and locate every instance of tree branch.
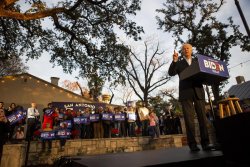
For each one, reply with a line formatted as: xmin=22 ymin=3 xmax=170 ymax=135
xmin=0 ymin=7 xmax=65 ymax=20
xmin=0 ymin=0 xmax=18 ymax=8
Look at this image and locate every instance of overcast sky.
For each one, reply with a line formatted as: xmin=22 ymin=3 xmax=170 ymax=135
xmin=25 ymin=0 xmax=250 ymax=104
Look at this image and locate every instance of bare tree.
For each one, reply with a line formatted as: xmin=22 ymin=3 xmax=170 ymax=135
xmin=61 ymin=80 xmax=89 ymax=98
xmin=116 ymin=85 xmax=134 ymax=105
xmin=159 ymin=87 xmax=178 ymax=101
xmin=125 ymin=40 xmax=171 ymax=106
xmin=159 ymin=87 xmax=182 ymax=113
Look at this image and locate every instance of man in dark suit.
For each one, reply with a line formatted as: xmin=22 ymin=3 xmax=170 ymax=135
xmin=168 ymin=43 xmax=213 ymax=151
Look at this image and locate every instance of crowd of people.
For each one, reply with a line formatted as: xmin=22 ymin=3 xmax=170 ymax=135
xmin=0 ymin=101 xmax=183 ymax=154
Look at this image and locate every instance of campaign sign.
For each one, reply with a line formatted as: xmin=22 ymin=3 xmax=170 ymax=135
xmin=73 ymin=117 xmax=89 ymax=124
xmin=89 ymin=114 xmax=100 ymax=122
xmin=56 ymin=129 xmax=71 ymax=139
xmin=128 ymin=113 xmax=136 ymax=121
xmin=102 ymin=113 xmax=113 ymax=121
xmin=7 ymin=110 xmax=24 ymax=125
xmin=60 ymin=120 xmax=72 ymax=129
xmin=44 ymin=108 xmax=54 ymax=116
xmin=198 ymin=54 xmax=229 ymax=78
xmin=40 ymin=131 xmax=55 ymax=140
xmin=23 ymin=110 xmax=27 ymax=117
xmin=179 ymin=54 xmax=229 ymax=85
xmin=114 ymin=114 xmax=125 ymax=121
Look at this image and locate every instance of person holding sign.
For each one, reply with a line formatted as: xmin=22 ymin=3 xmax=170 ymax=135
xmin=73 ymin=110 xmax=82 ymax=139
xmin=113 ymin=107 xmax=125 ymax=137
xmin=127 ymin=106 xmax=136 ymax=137
xmin=81 ymin=107 xmax=91 ymax=139
xmin=168 ymin=44 xmax=213 ymax=152
xmin=40 ymin=123 xmax=53 ymax=154
xmin=137 ymin=103 xmax=149 ymax=136
xmin=42 ymin=103 xmax=55 ymax=130
xmin=93 ymin=107 xmax=103 ymax=139
xmin=102 ymin=106 xmax=113 ymax=138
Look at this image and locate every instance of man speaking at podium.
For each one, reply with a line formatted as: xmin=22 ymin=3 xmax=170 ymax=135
xmin=168 ymin=43 xmax=214 ymax=152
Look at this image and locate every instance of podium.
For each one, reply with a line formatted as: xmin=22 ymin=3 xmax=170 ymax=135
xmin=179 ymin=54 xmax=229 ymax=85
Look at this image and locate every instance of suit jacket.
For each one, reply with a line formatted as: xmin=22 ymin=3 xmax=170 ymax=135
xmin=168 ymin=57 xmax=205 ymax=101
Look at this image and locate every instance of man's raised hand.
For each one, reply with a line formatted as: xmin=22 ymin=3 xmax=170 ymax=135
xmin=173 ymin=50 xmax=178 ymax=62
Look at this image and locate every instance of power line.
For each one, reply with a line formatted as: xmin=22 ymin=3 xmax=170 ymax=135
xmin=228 ymin=59 xmax=250 ymax=70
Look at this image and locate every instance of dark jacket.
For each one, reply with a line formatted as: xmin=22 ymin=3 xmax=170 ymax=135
xmin=168 ymin=57 xmax=205 ymax=101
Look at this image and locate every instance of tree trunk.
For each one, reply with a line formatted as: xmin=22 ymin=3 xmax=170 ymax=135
xmin=211 ymin=84 xmax=221 ymax=104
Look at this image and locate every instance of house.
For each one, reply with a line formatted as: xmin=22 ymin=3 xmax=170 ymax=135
xmin=228 ymin=76 xmax=250 ymax=112
xmin=0 ymin=73 xmax=94 ymax=112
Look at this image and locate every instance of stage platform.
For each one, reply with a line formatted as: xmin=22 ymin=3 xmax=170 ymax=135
xmin=55 ymin=146 xmax=226 ymax=167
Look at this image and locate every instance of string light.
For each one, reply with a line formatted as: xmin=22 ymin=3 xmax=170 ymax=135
xmin=1 ymin=75 xmax=84 ymax=101
xmin=228 ymin=59 xmax=250 ymax=71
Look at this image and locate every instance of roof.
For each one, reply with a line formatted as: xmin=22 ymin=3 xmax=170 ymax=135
xmin=0 ymin=73 xmax=94 ymax=102
xmin=228 ymin=80 xmax=250 ymax=100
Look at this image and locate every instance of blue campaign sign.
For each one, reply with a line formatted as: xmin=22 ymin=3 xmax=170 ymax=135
xmin=60 ymin=120 xmax=72 ymax=129
xmin=56 ymin=129 xmax=71 ymax=139
xmin=7 ymin=110 xmax=24 ymax=125
xmin=89 ymin=114 xmax=100 ymax=122
xmin=73 ymin=117 xmax=89 ymax=124
xmin=102 ymin=113 xmax=113 ymax=121
xmin=197 ymin=54 xmax=229 ymax=78
xmin=41 ymin=131 xmax=55 ymax=140
xmin=44 ymin=108 xmax=54 ymax=116
xmin=114 ymin=113 xmax=126 ymax=121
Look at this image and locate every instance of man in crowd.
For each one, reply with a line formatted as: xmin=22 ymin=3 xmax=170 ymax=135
xmin=26 ymin=102 xmax=40 ymax=141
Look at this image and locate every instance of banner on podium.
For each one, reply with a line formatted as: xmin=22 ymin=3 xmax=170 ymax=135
xmin=180 ymin=54 xmax=229 ymax=85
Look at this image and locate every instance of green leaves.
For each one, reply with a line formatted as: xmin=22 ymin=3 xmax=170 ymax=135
xmin=0 ymin=0 xmax=143 ymax=85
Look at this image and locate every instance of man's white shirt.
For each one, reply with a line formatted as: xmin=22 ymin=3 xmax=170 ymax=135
xmin=27 ymin=108 xmax=39 ymax=118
